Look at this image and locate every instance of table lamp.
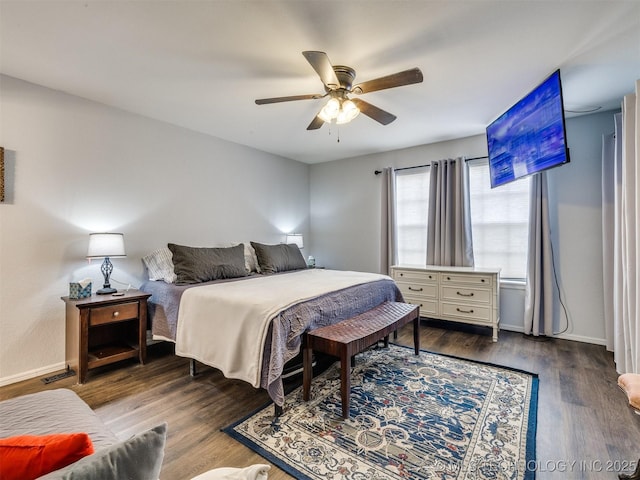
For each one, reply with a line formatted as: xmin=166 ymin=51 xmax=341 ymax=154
xmin=87 ymin=233 xmax=126 ymax=294
xmin=286 ymin=233 xmax=304 ymax=249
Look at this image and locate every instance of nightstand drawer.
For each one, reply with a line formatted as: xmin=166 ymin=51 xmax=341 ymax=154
xmin=90 ymin=302 xmax=138 ymax=326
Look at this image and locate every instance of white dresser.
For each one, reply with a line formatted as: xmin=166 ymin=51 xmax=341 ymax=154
xmin=390 ymin=265 xmax=501 ymax=341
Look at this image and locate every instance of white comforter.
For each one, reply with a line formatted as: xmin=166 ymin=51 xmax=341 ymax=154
xmin=175 ymin=269 xmax=389 ymax=387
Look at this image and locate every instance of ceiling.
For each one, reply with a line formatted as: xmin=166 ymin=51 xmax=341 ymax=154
xmin=1 ymin=1 xmax=639 ymax=164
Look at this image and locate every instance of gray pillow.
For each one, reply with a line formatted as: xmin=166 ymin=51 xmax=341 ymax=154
xmin=168 ymin=243 xmax=247 ymax=285
xmin=250 ymin=242 xmax=308 ymax=274
xmin=38 ymin=423 xmax=167 ymax=480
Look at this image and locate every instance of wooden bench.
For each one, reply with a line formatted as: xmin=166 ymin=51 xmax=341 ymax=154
xmin=302 ymin=301 xmax=420 ymax=419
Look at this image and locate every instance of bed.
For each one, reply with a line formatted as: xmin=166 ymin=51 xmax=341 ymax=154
xmin=139 ymin=242 xmax=403 ymax=407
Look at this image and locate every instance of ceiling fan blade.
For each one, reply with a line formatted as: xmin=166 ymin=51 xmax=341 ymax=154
xmin=302 ymin=51 xmax=340 ymax=89
xmin=255 ymin=94 xmax=322 ymax=105
xmin=351 ymin=98 xmax=397 ymax=125
xmin=307 ymin=114 xmax=325 ymax=130
xmin=352 ymin=68 xmax=423 ymax=94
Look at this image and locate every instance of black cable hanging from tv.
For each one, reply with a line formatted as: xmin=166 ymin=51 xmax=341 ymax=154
xmin=374 ymin=155 xmax=488 ymax=175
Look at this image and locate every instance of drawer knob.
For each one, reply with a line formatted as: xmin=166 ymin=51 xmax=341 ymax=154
xmin=481 ymin=279 xmax=486 ymax=283
xmin=112 ymin=311 xmax=120 ymax=318
xmin=400 ymin=273 xmax=404 ymax=276
xmin=456 ymin=291 xmax=474 ymax=297
xmin=456 ymin=307 xmax=474 ymax=314
xmin=408 ymin=286 xmax=423 ymax=292
xmin=447 ymin=276 xmax=451 ymax=280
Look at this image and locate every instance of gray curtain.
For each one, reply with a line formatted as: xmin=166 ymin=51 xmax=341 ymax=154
xmin=426 ymin=158 xmax=474 ymax=267
xmin=524 ymin=172 xmax=554 ymax=336
xmin=380 ymin=167 xmax=397 ymax=275
xmin=603 ymin=82 xmax=639 ymax=374
xmin=601 ymin=114 xmax=622 ymax=352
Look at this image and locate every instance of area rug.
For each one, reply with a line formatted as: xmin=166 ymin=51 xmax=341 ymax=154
xmin=224 ymin=345 xmax=538 ymax=480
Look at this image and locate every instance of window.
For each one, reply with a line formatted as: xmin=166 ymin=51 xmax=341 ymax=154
xmin=395 ymin=167 xmax=429 ymax=265
xmin=468 ymin=159 xmax=530 ymax=280
xmin=394 ymin=159 xmax=530 ymax=280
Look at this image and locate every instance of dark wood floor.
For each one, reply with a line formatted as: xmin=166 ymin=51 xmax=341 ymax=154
xmin=2 ymin=322 xmax=639 ymax=479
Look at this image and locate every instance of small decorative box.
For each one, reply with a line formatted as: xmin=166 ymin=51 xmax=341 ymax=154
xmin=69 ymin=279 xmax=92 ymax=299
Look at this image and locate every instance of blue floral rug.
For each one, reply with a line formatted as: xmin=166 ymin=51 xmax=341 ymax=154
xmin=224 ymin=344 xmax=538 ymax=480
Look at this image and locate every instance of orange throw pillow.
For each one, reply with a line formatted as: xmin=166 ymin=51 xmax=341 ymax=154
xmin=0 ymin=432 xmax=94 ymax=480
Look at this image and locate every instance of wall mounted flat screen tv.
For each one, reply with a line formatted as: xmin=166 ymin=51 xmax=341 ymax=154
xmin=486 ymin=69 xmax=570 ymax=188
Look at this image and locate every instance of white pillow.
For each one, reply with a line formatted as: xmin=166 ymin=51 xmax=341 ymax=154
xmin=243 ymin=242 xmax=261 ymax=274
xmin=142 ymin=247 xmax=177 ymax=283
xmin=190 ymin=464 xmax=270 ymax=480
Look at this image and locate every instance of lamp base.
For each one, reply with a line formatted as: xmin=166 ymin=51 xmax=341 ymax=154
xmin=96 ymin=287 xmax=117 ymax=295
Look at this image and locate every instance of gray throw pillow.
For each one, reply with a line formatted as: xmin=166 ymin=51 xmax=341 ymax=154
xmin=38 ymin=423 xmax=167 ymax=480
xmin=250 ymin=242 xmax=308 ymax=274
xmin=168 ymin=243 xmax=248 ymax=285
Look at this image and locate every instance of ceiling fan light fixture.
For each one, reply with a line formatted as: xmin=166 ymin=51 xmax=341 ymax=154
xmin=319 ymin=97 xmax=360 ymax=125
xmin=318 ymin=98 xmax=340 ymax=122
xmin=336 ymin=99 xmax=360 ymax=124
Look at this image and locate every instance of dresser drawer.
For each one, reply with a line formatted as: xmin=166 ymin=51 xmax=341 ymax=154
xmin=90 ymin=302 xmax=139 ymax=326
xmin=402 ymin=296 xmax=438 ymax=316
xmin=440 ymin=285 xmax=492 ymax=305
xmin=396 ymin=282 xmax=438 ymax=299
xmin=440 ymin=272 xmax=493 ymax=287
xmin=440 ymin=302 xmax=492 ymax=323
xmin=392 ymin=269 xmax=437 ymax=284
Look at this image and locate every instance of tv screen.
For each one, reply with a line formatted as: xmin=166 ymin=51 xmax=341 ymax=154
xmin=486 ymin=70 xmax=570 ymax=188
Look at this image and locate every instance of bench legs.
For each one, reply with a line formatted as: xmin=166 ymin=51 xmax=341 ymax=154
xmin=340 ymin=347 xmax=352 ymax=418
xmin=303 ymin=324 xmax=420 ymax=420
xmin=302 ymin=345 xmax=313 ymax=402
xmin=303 ymin=344 xmax=355 ymax=419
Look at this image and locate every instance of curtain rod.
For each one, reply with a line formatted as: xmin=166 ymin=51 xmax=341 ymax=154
xmin=374 ymin=156 xmax=488 ymax=175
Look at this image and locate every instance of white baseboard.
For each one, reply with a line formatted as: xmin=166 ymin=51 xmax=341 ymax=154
xmin=0 ymin=361 xmax=67 ymax=388
xmin=499 ymin=324 xmax=606 ymax=346
xmin=554 ymin=332 xmax=606 ymax=346
xmin=500 ymin=324 xmax=525 ymax=333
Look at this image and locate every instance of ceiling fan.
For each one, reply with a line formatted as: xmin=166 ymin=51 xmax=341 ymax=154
xmin=255 ymin=51 xmax=423 ymax=130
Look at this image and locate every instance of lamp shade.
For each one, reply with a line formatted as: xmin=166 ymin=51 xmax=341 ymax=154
xmin=286 ymin=234 xmax=304 ymax=249
xmin=336 ymin=99 xmax=360 ymax=124
xmin=318 ymin=98 xmax=340 ymax=123
xmin=87 ymin=233 xmax=126 ymax=258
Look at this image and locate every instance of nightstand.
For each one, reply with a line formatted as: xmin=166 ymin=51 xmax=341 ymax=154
xmin=61 ymin=290 xmax=151 ymax=383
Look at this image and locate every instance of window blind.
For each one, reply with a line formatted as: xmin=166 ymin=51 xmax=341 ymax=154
xmin=468 ymin=159 xmax=530 ymax=279
xmin=395 ymin=166 xmax=430 ymax=265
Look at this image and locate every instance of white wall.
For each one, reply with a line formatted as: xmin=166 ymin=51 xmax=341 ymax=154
xmin=0 ymin=75 xmax=309 ymax=385
xmin=309 ymin=111 xmax=617 ymax=344
xmin=547 ymin=110 xmax=617 ymax=343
